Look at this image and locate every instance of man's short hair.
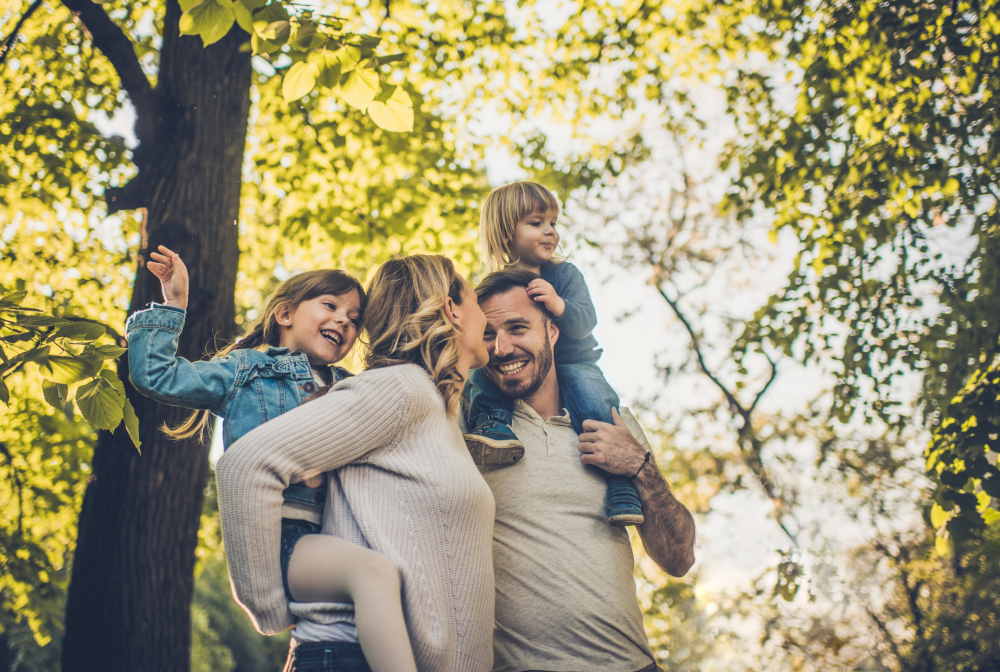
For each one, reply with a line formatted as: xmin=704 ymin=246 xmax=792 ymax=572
xmin=475 ymin=268 xmax=555 ymax=322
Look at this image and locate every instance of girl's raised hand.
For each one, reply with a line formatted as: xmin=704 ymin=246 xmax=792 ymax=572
xmin=147 ymin=245 xmax=189 ymax=311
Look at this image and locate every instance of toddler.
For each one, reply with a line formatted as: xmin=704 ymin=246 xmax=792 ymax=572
xmin=463 ymin=182 xmax=644 ymax=527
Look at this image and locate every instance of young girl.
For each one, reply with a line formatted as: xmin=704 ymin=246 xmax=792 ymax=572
xmin=125 ymin=246 xmax=418 ymax=672
xmin=463 ymin=182 xmax=645 ymax=527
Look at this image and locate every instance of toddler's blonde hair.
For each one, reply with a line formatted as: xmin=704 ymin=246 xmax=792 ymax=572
xmin=479 ymin=181 xmax=561 ymax=272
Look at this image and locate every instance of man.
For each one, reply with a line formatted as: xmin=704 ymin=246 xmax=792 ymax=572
xmin=469 ymin=269 xmax=696 ymax=672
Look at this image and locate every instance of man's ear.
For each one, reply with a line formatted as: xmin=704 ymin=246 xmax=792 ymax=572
xmin=547 ymin=318 xmax=559 ymax=347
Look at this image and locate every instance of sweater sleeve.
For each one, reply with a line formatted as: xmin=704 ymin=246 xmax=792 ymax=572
xmin=551 ymin=263 xmax=598 ymax=340
xmin=215 ymin=364 xmax=436 ymax=635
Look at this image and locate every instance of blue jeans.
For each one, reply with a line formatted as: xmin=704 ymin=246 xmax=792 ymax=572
xmin=280 ymin=518 xmax=322 ymax=600
xmin=468 ymin=362 xmax=620 ymax=435
xmin=283 ymin=641 xmax=371 ymax=672
xmin=467 ymin=363 xmax=636 ymax=508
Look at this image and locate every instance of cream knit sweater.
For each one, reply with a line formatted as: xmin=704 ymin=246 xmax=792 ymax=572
xmin=216 ymin=363 xmax=496 ymax=672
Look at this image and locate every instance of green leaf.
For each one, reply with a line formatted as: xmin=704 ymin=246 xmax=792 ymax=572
xmin=336 ymin=45 xmax=362 ymax=73
xmin=251 ymin=31 xmax=282 ymax=55
xmin=124 ymin=397 xmax=141 ymax=452
xmin=0 ymin=291 xmax=27 ymax=305
xmin=259 ymin=20 xmax=290 ymax=41
xmin=930 ymin=502 xmax=950 ymax=529
xmin=37 ymin=356 xmax=98 ymax=384
xmin=201 ymin=8 xmax=236 ymax=46
xmin=100 ymin=368 xmax=126 ymax=396
xmin=290 ymin=21 xmax=318 ymax=51
xmin=367 ymin=86 xmax=414 ymax=132
xmin=41 ymin=379 xmax=68 ymax=410
xmin=313 ymin=50 xmax=343 ymax=89
xmin=75 ymin=377 xmax=125 ymax=431
xmin=91 ymin=344 xmax=128 ymax=360
xmin=282 ymin=61 xmax=319 ymax=103
xmin=341 ymin=68 xmax=379 ymax=109
xmin=375 ymin=54 xmax=406 ymax=67
xmin=53 ymin=322 xmax=106 ymax=341
xmin=0 ymin=376 xmax=8 ymax=404
xmin=252 ymin=3 xmax=290 ymax=39
xmin=233 ymin=0 xmax=254 ymax=34
xmin=180 ymin=0 xmax=232 ymax=41
xmin=16 ymin=315 xmax=71 ymax=328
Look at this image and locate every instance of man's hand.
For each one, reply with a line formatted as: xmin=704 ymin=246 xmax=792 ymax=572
xmin=581 ymin=407 xmax=697 ymax=577
xmin=146 ymin=245 xmax=189 ymax=311
xmin=527 ymin=278 xmax=566 ymax=318
xmin=578 ymin=407 xmax=646 ymax=476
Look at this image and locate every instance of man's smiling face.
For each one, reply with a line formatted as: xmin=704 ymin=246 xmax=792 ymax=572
xmin=480 ymin=287 xmax=559 ymax=399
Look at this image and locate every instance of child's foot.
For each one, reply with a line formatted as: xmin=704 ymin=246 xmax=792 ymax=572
xmin=463 ymin=420 xmax=524 ymax=465
xmin=606 ymin=479 xmax=644 ymax=527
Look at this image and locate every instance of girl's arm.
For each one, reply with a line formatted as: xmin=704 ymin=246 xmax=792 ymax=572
xmin=215 ymin=364 xmax=434 ymax=635
xmin=127 ymin=245 xmax=235 ymax=411
xmin=126 ymin=306 xmax=238 ymax=411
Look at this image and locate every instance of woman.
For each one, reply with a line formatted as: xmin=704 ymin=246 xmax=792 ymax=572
xmin=216 ymin=255 xmax=495 ymax=672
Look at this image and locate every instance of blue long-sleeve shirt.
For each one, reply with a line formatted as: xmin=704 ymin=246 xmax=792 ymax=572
xmin=540 ymin=261 xmax=602 ymax=364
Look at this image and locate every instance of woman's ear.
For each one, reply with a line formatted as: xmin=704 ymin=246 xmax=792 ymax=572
xmin=443 ymin=296 xmax=461 ymax=327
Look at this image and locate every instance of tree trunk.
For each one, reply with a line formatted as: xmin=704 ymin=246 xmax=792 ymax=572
xmin=61 ymin=2 xmax=252 ymax=669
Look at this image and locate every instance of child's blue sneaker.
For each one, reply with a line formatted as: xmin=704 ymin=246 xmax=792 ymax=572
xmin=606 ymin=478 xmax=644 ymax=527
xmin=463 ymin=420 xmax=524 ymax=465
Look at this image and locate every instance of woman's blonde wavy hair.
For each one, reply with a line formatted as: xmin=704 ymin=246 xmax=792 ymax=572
xmin=362 ymin=255 xmax=467 ymax=417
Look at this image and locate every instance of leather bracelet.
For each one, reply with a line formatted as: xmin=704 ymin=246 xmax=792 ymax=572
xmin=631 ymin=452 xmax=651 ymax=479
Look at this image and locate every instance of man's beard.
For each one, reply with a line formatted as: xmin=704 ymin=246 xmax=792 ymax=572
xmin=489 ymin=332 xmax=554 ymax=400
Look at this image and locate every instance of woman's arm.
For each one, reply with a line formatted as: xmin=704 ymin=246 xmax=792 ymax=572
xmin=126 ymin=306 xmax=236 ymax=411
xmin=215 ymin=364 xmax=434 ymax=635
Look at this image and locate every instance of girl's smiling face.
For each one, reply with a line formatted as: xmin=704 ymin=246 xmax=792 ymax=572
xmin=509 ymin=208 xmax=560 ymax=271
xmin=275 ymin=290 xmax=362 ymax=367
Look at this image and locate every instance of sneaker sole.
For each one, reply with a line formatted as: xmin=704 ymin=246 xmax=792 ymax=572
xmin=608 ymin=514 xmax=645 ymax=527
xmin=463 ymin=435 xmax=524 ymax=465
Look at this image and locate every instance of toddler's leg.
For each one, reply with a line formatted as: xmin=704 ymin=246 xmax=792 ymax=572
xmin=287 ymin=535 xmax=417 ymax=672
xmin=462 ymin=368 xmax=524 ymax=465
xmin=557 ymin=362 xmax=644 ymax=528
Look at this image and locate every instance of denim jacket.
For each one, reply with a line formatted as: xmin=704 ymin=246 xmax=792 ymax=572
xmin=126 ymin=303 xmax=350 ymax=513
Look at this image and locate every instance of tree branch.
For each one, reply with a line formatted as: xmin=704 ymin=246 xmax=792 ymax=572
xmin=657 ymin=286 xmax=748 ymax=420
xmin=61 ymin=0 xmax=160 ymax=128
xmin=0 ymin=0 xmax=44 ymax=69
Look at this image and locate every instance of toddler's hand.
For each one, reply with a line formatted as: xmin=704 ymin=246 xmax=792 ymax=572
xmin=146 ymin=245 xmax=189 ymax=311
xmin=527 ymin=278 xmax=565 ymax=317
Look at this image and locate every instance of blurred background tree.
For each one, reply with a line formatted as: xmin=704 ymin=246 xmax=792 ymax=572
xmin=2 ymin=0 xmax=998 ymax=670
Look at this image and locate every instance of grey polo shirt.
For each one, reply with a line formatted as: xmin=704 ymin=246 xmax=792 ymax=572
xmin=472 ymin=401 xmax=655 ymax=672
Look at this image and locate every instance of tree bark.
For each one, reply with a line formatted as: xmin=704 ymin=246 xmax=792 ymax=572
xmin=61 ymin=1 xmax=252 ymax=669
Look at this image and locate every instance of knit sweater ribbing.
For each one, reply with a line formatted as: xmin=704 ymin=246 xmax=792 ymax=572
xmin=216 ymin=363 xmax=496 ymax=672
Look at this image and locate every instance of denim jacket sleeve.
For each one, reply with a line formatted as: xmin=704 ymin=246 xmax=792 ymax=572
xmin=126 ymin=304 xmax=236 ymax=412
xmin=549 ymin=262 xmax=598 ymax=340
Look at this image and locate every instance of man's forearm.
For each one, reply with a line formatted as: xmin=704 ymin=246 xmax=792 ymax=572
xmin=633 ymin=456 xmax=696 ymax=577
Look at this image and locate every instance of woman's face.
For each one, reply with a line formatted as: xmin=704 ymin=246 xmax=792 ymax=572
xmin=452 ymin=276 xmax=489 ymax=374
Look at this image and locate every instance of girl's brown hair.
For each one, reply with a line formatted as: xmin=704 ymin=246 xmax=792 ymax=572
xmin=361 ymin=255 xmax=466 ymax=416
xmin=164 ymin=269 xmax=367 ymax=442
xmin=479 ymin=180 xmax=562 ymax=272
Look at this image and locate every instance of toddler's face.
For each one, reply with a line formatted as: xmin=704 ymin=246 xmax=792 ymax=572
xmin=509 ymin=208 xmax=559 ymax=268
xmin=277 ymin=290 xmax=362 ymax=367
